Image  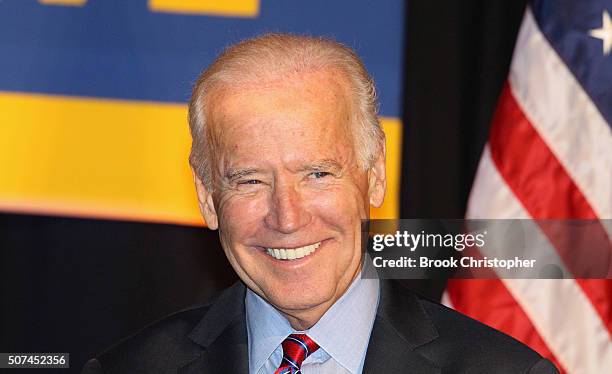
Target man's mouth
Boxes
[264,242,322,260]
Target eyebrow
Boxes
[224,159,343,182]
[298,159,343,173]
[224,167,261,182]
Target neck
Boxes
[281,301,333,330]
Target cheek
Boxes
[217,194,268,239]
[306,184,368,225]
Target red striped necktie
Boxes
[274,334,320,374]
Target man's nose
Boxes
[264,182,311,234]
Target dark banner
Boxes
[364,220,612,279]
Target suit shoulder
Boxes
[92,301,214,374]
[416,295,558,373]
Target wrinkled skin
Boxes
[194,70,386,329]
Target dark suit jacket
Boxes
[82,280,559,373]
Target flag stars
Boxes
[589,10,612,55]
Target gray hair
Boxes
[188,33,385,189]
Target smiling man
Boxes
[82,34,558,374]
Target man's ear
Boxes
[368,142,387,208]
[192,169,219,230]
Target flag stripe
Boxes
[463,145,570,371]
[489,82,612,337]
[489,83,600,220]
[463,145,612,373]
[490,83,612,278]
[509,8,612,222]
[503,278,612,373]
[451,3,612,372]
[460,147,568,369]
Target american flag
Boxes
[445,0,612,372]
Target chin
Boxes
[267,285,335,313]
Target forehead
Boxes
[207,71,356,171]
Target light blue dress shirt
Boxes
[245,267,380,374]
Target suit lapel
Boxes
[179,282,249,374]
[363,280,441,373]
[177,279,441,373]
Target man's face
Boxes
[194,71,385,325]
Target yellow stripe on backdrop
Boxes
[149,0,260,17]
[0,92,401,226]
[38,0,260,18]
[39,0,87,6]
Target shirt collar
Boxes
[246,289,292,374]
[306,269,379,373]
[246,262,380,374]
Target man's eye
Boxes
[239,179,261,185]
[310,171,331,179]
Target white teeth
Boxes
[265,242,321,260]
